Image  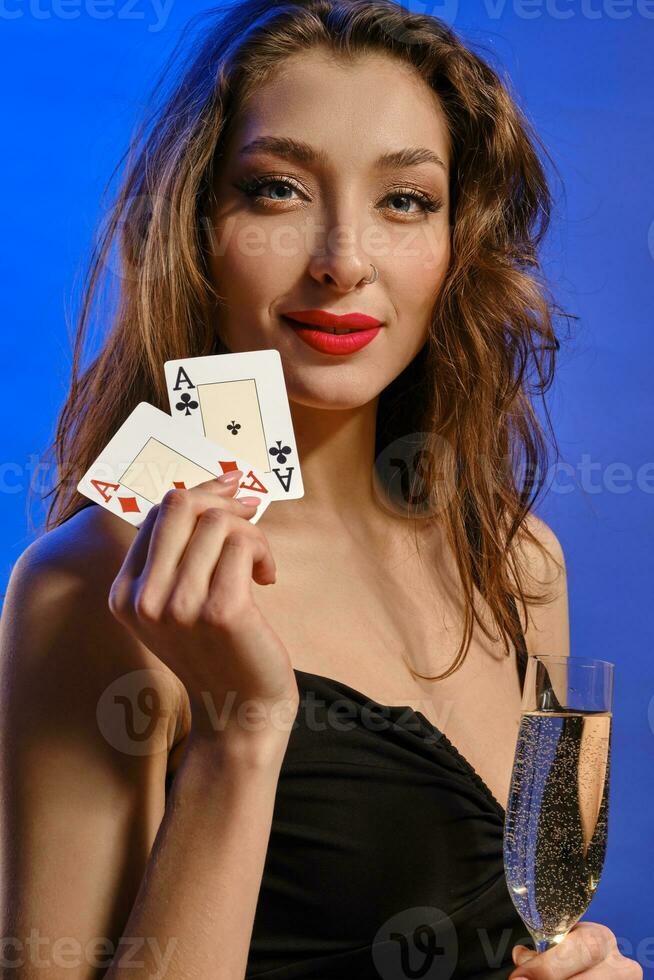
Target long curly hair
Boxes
[34,0,571,681]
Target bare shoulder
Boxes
[1,504,189,753]
[0,505,191,945]
[12,502,138,583]
[515,512,566,582]
[511,512,570,657]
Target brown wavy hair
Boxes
[34,0,572,680]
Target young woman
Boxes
[0,1,639,978]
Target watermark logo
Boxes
[96,668,171,756]
[6,446,654,503]
[372,906,458,979]
[0,0,174,32]
[373,432,456,520]
[0,930,177,977]
[91,192,451,285]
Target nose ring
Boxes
[361,263,378,284]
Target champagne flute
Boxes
[503,655,614,952]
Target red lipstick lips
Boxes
[281,309,383,355]
[283,310,383,330]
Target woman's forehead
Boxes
[227,53,451,172]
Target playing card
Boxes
[164,349,303,501]
[76,401,274,526]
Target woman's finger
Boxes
[165,510,274,620]
[108,503,161,614]
[109,474,255,619]
[509,923,616,979]
[207,530,276,616]
[138,481,256,592]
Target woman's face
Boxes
[207,47,451,409]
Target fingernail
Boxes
[238,495,261,506]
[215,470,243,484]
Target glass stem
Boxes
[526,926,569,952]
[534,938,558,952]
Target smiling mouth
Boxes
[281,316,363,335]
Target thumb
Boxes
[512,945,538,967]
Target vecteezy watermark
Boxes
[374,0,654,31]
[0,0,174,32]
[6,449,654,500]
[0,930,177,977]
[528,454,654,495]
[92,192,451,284]
[96,668,174,756]
[201,213,450,265]
[614,933,654,966]
[372,437,654,519]
[369,919,650,976]
[477,926,651,970]
[372,907,459,979]
[374,431,457,520]
[95,668,456,755]
[374,0,459,38]
[473,0,654,18]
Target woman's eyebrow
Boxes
[238,136,447,173]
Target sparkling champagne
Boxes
[504,709,611,944]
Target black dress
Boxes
[166,610,533,979]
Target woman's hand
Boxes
[509,922,642,978]
[108,472,299,753]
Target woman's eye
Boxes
[382,191,443,215]
[237,176,305,203]
[256,180,298,201]
[236,176,442,216]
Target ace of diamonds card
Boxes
[76,401,275,526]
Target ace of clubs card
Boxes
[163,349,304,502]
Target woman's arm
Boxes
[106,731,287,979]
[0,513,291,980]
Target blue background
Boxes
[1,0,652,969]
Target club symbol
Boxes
[269,440,292,465]
[175,392,198,416]
[227,420,241,436]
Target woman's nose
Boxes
[307,247,378,292]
